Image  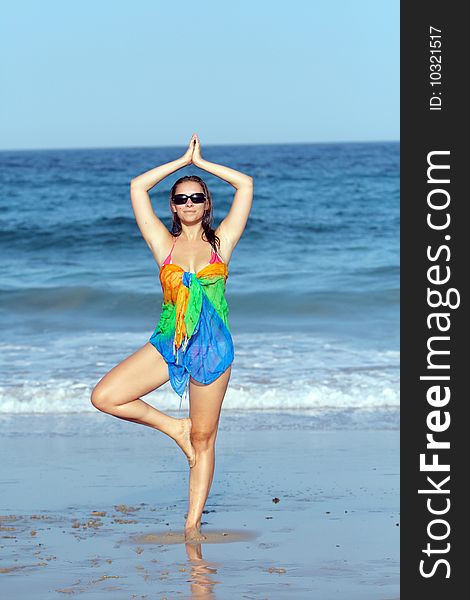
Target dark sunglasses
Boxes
[172,193,206,205]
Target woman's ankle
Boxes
[185,518,201,530]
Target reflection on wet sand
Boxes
[129,529,258,597]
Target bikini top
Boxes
[158,235,229,356]
[161,235,224,271]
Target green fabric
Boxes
[155,273,230,340]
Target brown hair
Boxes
[169,175,221,253]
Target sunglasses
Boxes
[172,193,206,205]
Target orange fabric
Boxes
[159,262,229,353]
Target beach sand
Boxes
[0,413,399,599]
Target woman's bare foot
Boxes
[173,418,196,468]
[185,523,207,542]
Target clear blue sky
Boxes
[0,0,399,151]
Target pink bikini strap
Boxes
[162,236,178,266]
[168,236,177,259]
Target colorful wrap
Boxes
[149,262,234,408]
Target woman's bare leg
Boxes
[90,342,196,467]
[185,366,232,541]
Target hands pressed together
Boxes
[183,133,203,166]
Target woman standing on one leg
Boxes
[91,133,253,542]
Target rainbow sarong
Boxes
[149,262,234,408]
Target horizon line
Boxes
[0,138,399,153]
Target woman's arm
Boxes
[193,156,253,189]
[192,135,253,250]
[129,135,196,252]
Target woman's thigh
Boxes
[189,366,232,438]
[91,342,170,407]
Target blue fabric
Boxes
[149,289,234,408]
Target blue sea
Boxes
[0,142,399,429]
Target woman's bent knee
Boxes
[90,385,114,412]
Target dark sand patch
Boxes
[130,528,259,545]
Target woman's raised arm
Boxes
[191,135,253,251]
[130,136,196,251]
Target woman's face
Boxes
[172,183,208,222]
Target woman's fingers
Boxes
[182,134,197,164]
[184,133,200,164]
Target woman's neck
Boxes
[179,224,205,241]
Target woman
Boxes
[90,133,253,542]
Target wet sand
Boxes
[0,414,399,599]
[131,528,258,545]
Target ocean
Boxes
[0,141,399,429]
